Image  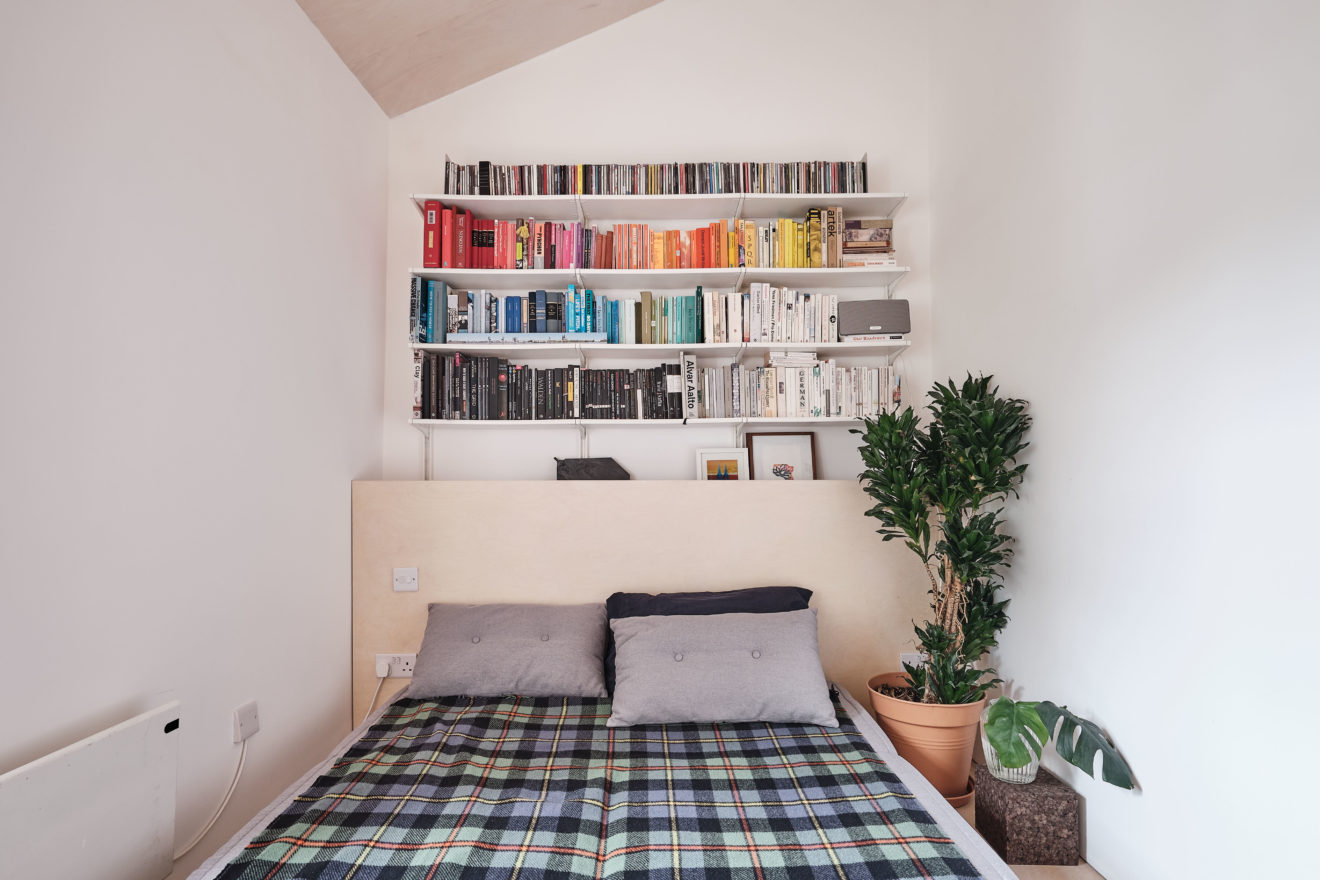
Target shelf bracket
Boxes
[578,421,589,457]
[411,423,433,480]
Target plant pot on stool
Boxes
[868,672,984,799]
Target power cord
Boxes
[361,661,390,726]
[173,739,248,861]
[175,662,390,862]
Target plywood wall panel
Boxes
[352,481,929,722]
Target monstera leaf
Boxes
[1036,701,1135,790]
[984,698,1135,790]
[983,698,1049,768]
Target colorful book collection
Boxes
[412,350,899,422]
[420,204,897,271]
[410,279,850,346]
[443,158,868,196]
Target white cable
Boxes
[361,674,387,727]
[173,739,248,861]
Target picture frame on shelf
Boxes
[695,448,749,481]
[746,432,818,481]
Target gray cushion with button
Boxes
[409,602,608,698]
[607,609,837,727]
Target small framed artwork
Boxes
[695,447,750,481]
[746,432,818,481]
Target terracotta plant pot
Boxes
[868,672,985,800]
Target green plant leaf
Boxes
[983,698,1049,768]
[1037,702,1135,790]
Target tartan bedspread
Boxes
[213,694,983,880]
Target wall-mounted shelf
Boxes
[409,265,910,294]
[412,339,911,362]
[409,184,909,480]
[412,191,908,223]
[410,416,867,429]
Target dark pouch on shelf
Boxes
[555,457,630,480]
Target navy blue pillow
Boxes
[603,586,813,693]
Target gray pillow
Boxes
[608,609,837,727]
[410,603,608,698]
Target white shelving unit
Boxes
[409,189,911,478]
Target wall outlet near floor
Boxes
[376,653,416,678]
[899,652,927,668]
[233,700,260,743]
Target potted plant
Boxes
[981,698,1134,789]
[856,374,1030,799]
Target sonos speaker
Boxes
[837,299,910,337]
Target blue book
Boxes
[611,299,620,344]
[425,280,436,343]
[534,290,547,333]
[566,284,577,334]
[449,332,607,343]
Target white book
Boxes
[411,351,423,419]
[681,352,698,420]
[755,287,765,345]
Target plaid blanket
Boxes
[214,694,982,880]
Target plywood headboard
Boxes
[352,480,928,722]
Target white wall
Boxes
[0,2,387,877]
[929,2,1320,877]
[382,0,934,480]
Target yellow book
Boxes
[743,220,756,268]
[797,221,807,268]
[808,209,822,268]
[651,233,664,270]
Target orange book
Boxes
[651,231,664,269]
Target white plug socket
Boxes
[899,652,927,668]
[233,700,260,743]
[393,568,419,592]
[376,653,416,678]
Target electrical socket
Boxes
[392,568,419,592]
[233,700,260,743]
[375,653,416,678]
[899,652,927,668]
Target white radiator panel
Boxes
[0,701,181,880]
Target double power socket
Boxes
[375,653,416,678]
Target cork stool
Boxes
[973,764,1081,865]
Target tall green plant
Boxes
[856,374,1030,704]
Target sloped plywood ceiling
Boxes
[297,0,663,117]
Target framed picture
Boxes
[695,447,749,481]
[746,432,818,481]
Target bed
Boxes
[190,686,1013,880]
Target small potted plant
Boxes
[981,698,1134,789]
[856,374,1030,799]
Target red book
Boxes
[440,207,455,268]
[422,200,441,268]
[455,210,468,269]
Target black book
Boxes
[496,359,509,420]
[547,292,564,333]
[479,160,492,195]
[429,353,441,420]
[535,369,547,420]
[420,354,433,420]
[665,362,681,417]
[459,356,471,420]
